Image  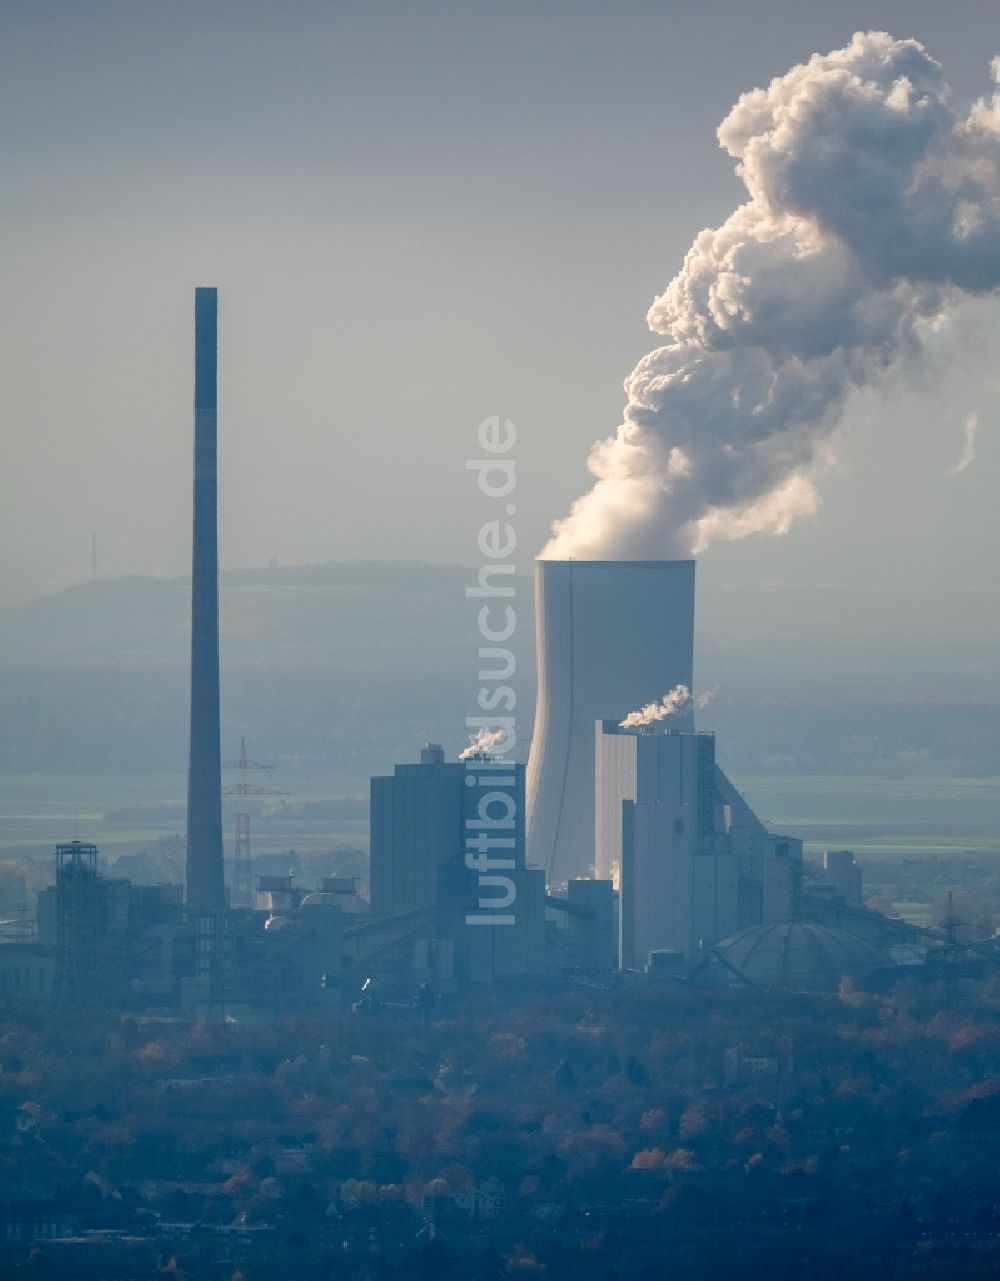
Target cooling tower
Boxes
[185,287,225,911]
[526,559,695,886]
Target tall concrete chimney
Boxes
[185,287,225,910]
[526,559,696,888]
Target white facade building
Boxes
[596,723,802,968]
[526,559,696,888]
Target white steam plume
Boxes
[542,34,1000,560]
[619,683,718,729]
[458,727,509,760]
[951,413,979,474]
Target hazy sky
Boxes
[2,0,999,655]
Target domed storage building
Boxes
[696,922,892,992]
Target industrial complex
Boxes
[2,291,983,1017]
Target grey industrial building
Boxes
[370,744,521,918]
[370,745,547,986]
[595,721,802,970]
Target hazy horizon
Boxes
[2,1,999,672]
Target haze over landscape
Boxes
[2,6,1000,1279]
[2,6,998,791]
[1,3,998,632]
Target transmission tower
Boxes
[223,740,284,908]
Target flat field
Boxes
[0,769,371,868]
[1,771,996,866]
[735,773,1000,859]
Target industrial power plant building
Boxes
[370,746,546,986]
[371,744,526,917]
[5,290,924,1016]
[526,559,696,887]
[596,722,802,970]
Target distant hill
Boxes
[1,561,998,777]
[0,562,537,773]
[0,561,529,673]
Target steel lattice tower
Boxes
[223,738,281,908]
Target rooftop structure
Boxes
[705,922,891,991]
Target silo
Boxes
[526,559,695,886]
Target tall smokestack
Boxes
[185,287,225,910]
[526,559,695,887]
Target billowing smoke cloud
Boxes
[542,33,1000,560]
[951,413,979,474]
